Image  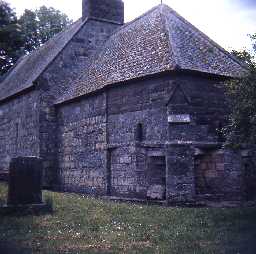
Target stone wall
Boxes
[57,72,232,199]
[242,149,256,201]
[36,20,120,186]
[195,149,243,200]
[166,144,195,202]
[108,73,228,145]
[0,19,120,187]
[57,93,107,194]
[109,146,138,197]
[106,73,229,198]
[0,90,40,171]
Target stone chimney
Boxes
[82,0,124,24]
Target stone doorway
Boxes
[195,151,225,196]
[147,156,166,200]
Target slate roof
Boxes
[57,4,247,104]
[0,18,85,102]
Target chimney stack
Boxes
[82,0,124,24]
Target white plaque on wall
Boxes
[168,114,191,123]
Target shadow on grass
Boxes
[0,241,32,254]
[210,208,256,254]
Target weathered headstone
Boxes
[7,157,43,206]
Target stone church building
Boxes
[0,0,255,203]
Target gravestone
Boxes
[7,157,43,206]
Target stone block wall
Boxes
[0,19,121,187]
[57,93,107,194]
[166,146,246,203]
[36,20,120,186]
[56,72,231,199]
[242,149,256,201]
[222,149,243,200]
[195,148,244,201]
[105,73,229,199]
[0,91,40,171]
[109,146,167,199]
[109,146,137,197]
[108,77,171,144]
[108,73,229,145]
[166,144,195,202]
[167,76,228,142]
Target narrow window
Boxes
[15,123,19,140]
[15,122,19,153]
[135,123,143,142]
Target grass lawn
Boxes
[0,183,256,254]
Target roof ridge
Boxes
[32,18,88,80]
[55,5,169,104]
[0,55,27,84]
[1,18,85,83]
[109,5,162,37]
[0,18,87,102]
[161,4,247,70]
[56,3,247,105]
[160,5,180,69]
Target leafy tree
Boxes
[19,6,72,53]
[0,2,72,76]
[36,6,72,45]
[0,0,24,75]
[18,9,39,52]
[225,36,256,146]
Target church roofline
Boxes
[0,17,92,103]
[54,68,233,106]
[56,4,247,104]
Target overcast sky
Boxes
[5,0,256,51]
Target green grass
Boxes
[0,182,256,254]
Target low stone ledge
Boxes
[103,196,256,208]
[102,196,167,205]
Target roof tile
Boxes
[0,19,85,102]
[57,5,247,104]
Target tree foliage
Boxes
[0,1,72,76]
[0,1,24,75]
[225,37,256,146]
[18,9,39,52]
[19,6,72,53]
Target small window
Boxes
[15,122,19,153]
[135,123,143,142]
[15,123,19,141]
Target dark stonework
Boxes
[8,157,43,205]
[0,17,120,187]
[57,93,107,194]
[82,0,124,24]
[55,72,256,203]
[166,144,195,203]
[37,19,120,187]
[0,91,40,172]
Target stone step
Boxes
[196,194,226,202]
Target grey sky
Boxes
[5,0,256,51]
